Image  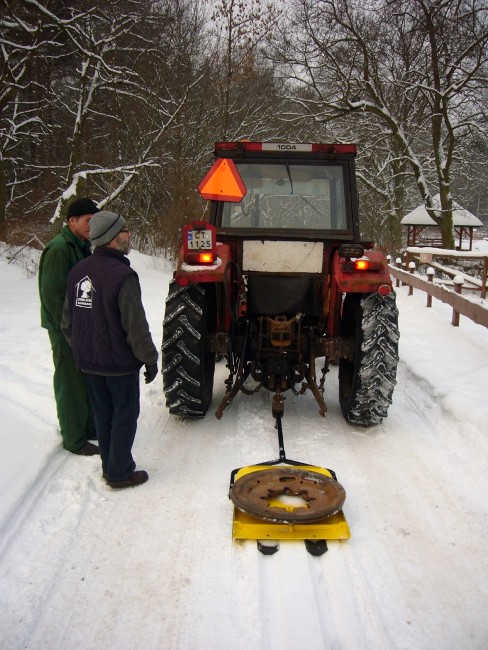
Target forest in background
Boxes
[1,0,487,257]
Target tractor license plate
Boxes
[187,229,213,250]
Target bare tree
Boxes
[275,0,488,248]
[0,0,60,240]
[44,0,208,224]
[207,0,287,140]
[126,0,215,254]
[1,0,210,244]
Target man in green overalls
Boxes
[39,198,100,455]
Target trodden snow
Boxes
[0,244,487,650]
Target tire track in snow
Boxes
[0,453,102,648]
[0,446,68,560]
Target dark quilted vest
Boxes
[66,248,142,373]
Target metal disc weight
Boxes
[230,467,346,523]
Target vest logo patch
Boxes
[75,276,95,308]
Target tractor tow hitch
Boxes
[216,363,328,420]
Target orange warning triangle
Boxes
[198,158,247,202]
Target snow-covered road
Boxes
[1,250,487,650]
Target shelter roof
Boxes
[401,194,483,227]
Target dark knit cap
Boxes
[89,211,126,247]
[66,197,99,219]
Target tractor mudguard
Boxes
[332,249,392,293]
[175,242,232,283]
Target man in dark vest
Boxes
[61,211,158,489]
[39,197,99,456]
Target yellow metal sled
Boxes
[229,409,351,554]
[231,464,351,543]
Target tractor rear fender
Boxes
[326,249,393,337]
[332,249,393,294]
[175,242,233,284]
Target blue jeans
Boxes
[86,372,140,481]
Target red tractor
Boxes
[161,142,399,426]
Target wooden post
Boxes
[452,276,464,327]
[482,257,487,301]
[408,261,415,296]
[426,267,434,307]
[395,258,402,288]
[402,252,408,285]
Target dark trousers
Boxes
[48,329,95,452]
[86,372,140,482]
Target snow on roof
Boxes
[401,194,483,227]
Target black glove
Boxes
[144,363,158,384]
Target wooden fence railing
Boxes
[389,265,488,329]
[404,248,488,299]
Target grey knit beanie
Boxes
[89,211,126,247]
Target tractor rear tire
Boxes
[162,281,216,417]
[339,292,399,426]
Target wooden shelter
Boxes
[401,194,483,250]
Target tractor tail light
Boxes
[378,284,392,296]
[184,250,216,265]
[354,259,369,271]
[342,258,384,273]
[199,252,214,264]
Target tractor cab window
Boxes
[220,163,348,231]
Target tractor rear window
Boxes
[220,163,348,231]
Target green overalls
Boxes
[38,226,95,451]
